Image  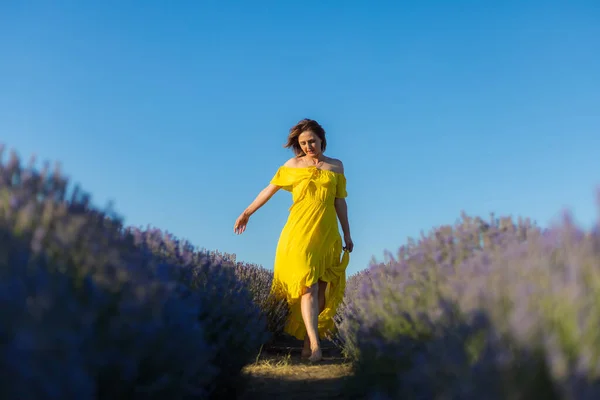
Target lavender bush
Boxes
[336,204,600,399]
[0,145,268,399]
[231,261,290,341]
[126,227,271,395]
[332,267,375,356]
[168,241,289,341]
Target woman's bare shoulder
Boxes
[325,157,344,173]
[283,156,302,168]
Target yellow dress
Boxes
[269,165,350,340]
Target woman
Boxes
[233,118,353,362]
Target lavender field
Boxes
[335,208,600,399]
[2,144,600,400]
[0,145,288,399]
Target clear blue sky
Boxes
[1,2,599,276]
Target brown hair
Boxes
[283,119,327,156]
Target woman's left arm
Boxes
[335,197,353,252]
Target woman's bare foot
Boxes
[308,347,322,362]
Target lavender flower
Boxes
[0,144,270,399]
[337,201,600,399]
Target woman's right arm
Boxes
[243,184,280,217]
[234,183,280,234]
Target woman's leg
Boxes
[318,280,327,312]
[302,280,328,359]
[300,282,322,362]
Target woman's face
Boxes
[298,130,322,157]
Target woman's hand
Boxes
[343,234,354,252]
[234,211,250,234]
[233,184,280,235]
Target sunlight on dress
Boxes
[269,165,350,340]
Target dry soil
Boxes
[238,336,353,399]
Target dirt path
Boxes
[238,336,353,399]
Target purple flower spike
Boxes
[336,197,600,398]
[0,144,270,398]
